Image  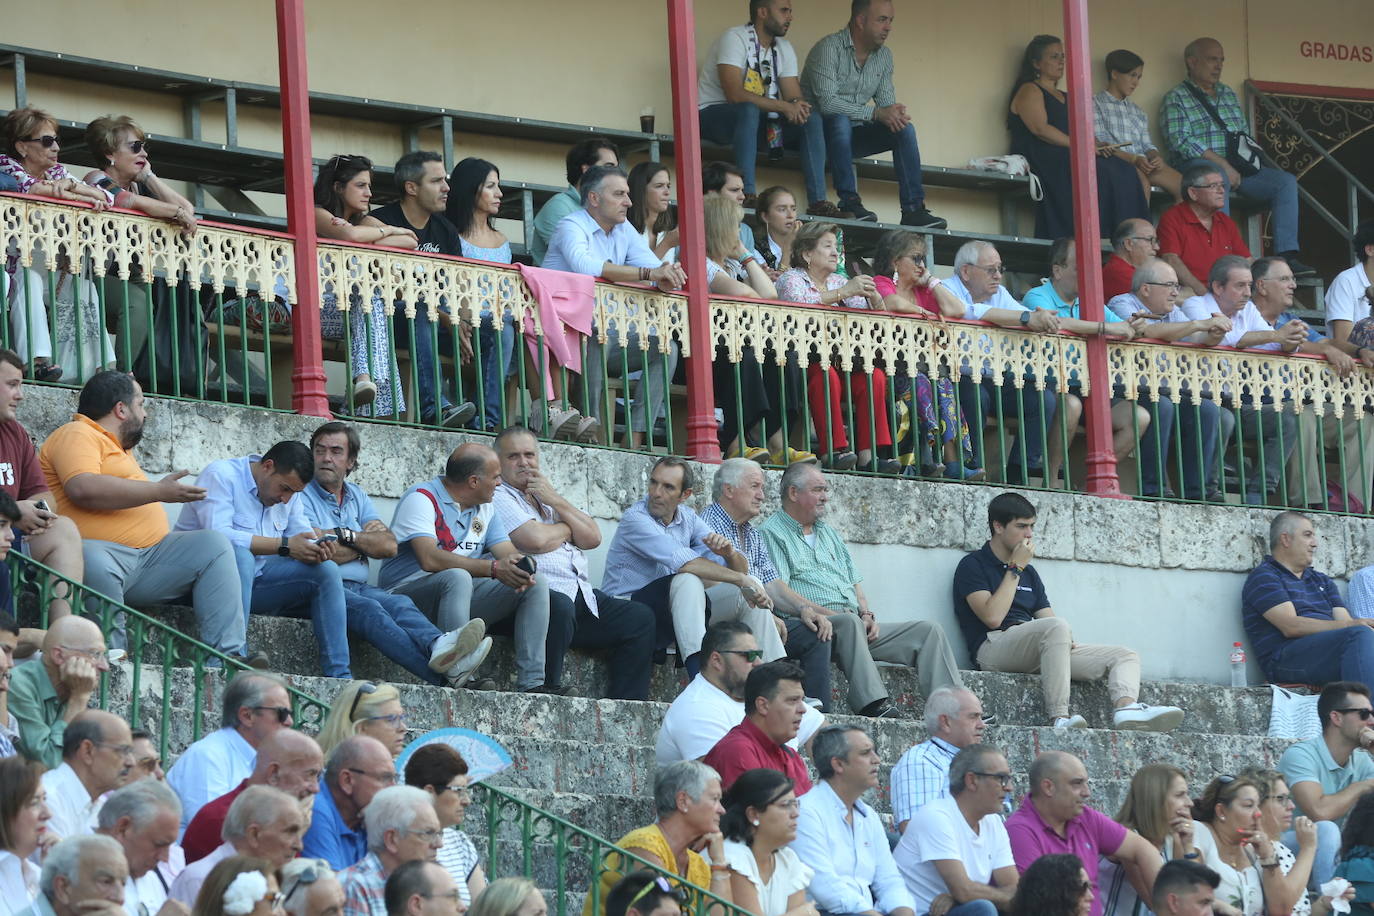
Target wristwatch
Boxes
[278,535,291,557]
[336,527,356,548]
[1019,310,1031,327]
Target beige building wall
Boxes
[2,0,1369,242]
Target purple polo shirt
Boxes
[1004,795,1127,916]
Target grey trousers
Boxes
[828,611,964,712]
[82,532,247,656]
[584,329,679,434]
[390,569,551,689]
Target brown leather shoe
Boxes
[806,200,854,220]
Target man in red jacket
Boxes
[704,660,812,794]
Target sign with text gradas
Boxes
[1247,0,1374,89]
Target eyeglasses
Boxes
[348,682,378,721]
[973,771,1015,789]
[719,649,764,662]
[252,705,293,724]
[126,140,149,154]
[59,645,113,663]
[96,741,135,759]
[22,135,58,148]
[1335,707,1374,720]
[1142,281,1182,292]
[346,767,398,785]
[1127,235,1159,246]
[440,784,472,798]
[972,263,1005,276]
[419,891,463,905]
[362,712,408,728]
[280,860,329,906]
[770,798,801,811]
[403,827,443,842]
[902,254,927,267]
[1194,181,1227,191]
[627,876,685,912]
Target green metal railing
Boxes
[10,553,330,760]
[477,782,745,916]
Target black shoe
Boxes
[877,457,903,475]
[858,699,901,718]
[900,207,948,230]
[840,198,877,222]
[525,684,580,697]
[1280,252,1317,277]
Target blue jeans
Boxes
[1266,625,1374,691]
[395,305,454,422]
[957,375,1057,472]
[240,551,352,678]
[943,903,998,916]
[698,102,827,204]
[1180,158,1299,253]
[475,313,517,430]
[822,114,926,211]
[1135,395,1220,499]
[344,581,443,686]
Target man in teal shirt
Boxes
[8,615,108,768]
[528,138,619,265]
[1021,237,1079,318]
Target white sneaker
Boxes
[1053,714,1088,731]
[446,636,493,688]
[428,619,486,674]
[1113,702,1185,732]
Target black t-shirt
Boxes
[952,541,1050,661]
[369,203,460,256]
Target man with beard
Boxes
[39,371,249,663]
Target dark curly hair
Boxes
[1010,853,1090,916]
[1341,789,1374,858]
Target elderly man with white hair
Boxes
[94,780,183,916]
[338,786,443,916]
[17,835,128,916]
[889,687,988,834]
[280,859,346,916]
[167,785,305,906]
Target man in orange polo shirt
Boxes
[39,371,250,662]
[1158,162,1251,297]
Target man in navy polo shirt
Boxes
[1242,511,1374,688]
[299,422,487,688]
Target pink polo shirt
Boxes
[1004,795,1127,916]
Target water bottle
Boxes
[1230,642,1247,688]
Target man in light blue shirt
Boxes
[543,164,685,448]
[297,422,488,688]
[793,724,916,916]
[528,138,620,266]
[174,441,350,678]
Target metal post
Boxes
[1063,0,1121,497]
[666,0,721,463]
[276,0,331,417]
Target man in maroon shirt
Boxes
[1102,218,1160,300]
[703,659,812,793]
[181,727,323,863]
[0,349,83,617]
[1158,163,1251,297]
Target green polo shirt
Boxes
[8,661,67,769]
[1279,735,1374,826]
[759,510,860,613]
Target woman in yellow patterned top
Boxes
[584,761,733,916]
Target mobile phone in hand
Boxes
[34,499,50,513]
[514,555,537,575]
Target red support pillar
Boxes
[1063,0,1122,497]
[276,0,330,418]
[666,0,721,463]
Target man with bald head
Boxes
[303,735,394,870]
[182,727,323,863]
[41,709,133,839]
[95,780,183,916]
[7,615,108,768]
[1102,218,1161,300]
[381,443,553,693]
[1161,38,1310,277]
[1005,751,1162,916]
[169,785,305,906]
[385,861,462,916]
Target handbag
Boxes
[967,154,1044,200]
[1183,82,1264,177]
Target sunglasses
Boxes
[126,140,149,154]
[1335,707,1374,720]
[252,705,293,724]
[348,682,378,720]
[280,860,329,906]
[23,135,58,148]
[627,876,685,911]
[720,649,763,662]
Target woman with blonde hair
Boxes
[1099,764,1193,916]
[469,877,547,916]
[191,855,282,916]
[316,681,408,758]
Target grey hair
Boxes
[712,458,761,502]
[779,461,820,504]
[96,779,181,831]
[1269,511,1311,550]
[579,164,628,206]
[949,743,1001,796]
[922,686,968,734]
[281,859,335,916]
[40,835,123,898]
[223,785,298,843]
[1131,258,1174,294]
[653,760,719,817]
[222,671,288,729]
[953,240,996,272]
[363,785,432,851]
[812,725,869,780]
[1207,254,1250,294]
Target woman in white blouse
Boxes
[1191,775,1286,916]
[0,756,52,915]
[713,769,816,916]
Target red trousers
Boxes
[806,363,891,452]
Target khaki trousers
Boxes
[1285,407,1374,508]
[827,610,965,712]
[975,616,1139,719]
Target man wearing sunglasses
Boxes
[40,710,134,840]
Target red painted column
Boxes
[1063,0,1122,497]
[666,0,721,463]
[276,0,330,418]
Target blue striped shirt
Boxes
[601,499,714,597]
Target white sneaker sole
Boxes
[428,619,487,673]
[446,636,493,687]
[1115,707,1185,732]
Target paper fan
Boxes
[396,728,513,785]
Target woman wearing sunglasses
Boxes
[1,107,115,383]
[1010,853,1094,916]
[404,743,487,907]
[317,682,409,759]
[715,769,814,916]
[278,858,344,916]
[83,116,196,234]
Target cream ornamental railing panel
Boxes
[709,298,1088,393]
[1,195,296,301]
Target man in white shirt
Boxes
[889,687,985,834]
[655,620,822,765]
[42,711,132,840]
[894,744,1018,916]
[697,0,841,218]
[94,781,182,916]
[168,786,305,907]
[792,725,914,916]
[1321,219,1373,345]
[165,671,293,829]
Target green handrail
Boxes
[476,782,750,916]
[9,553,331,759]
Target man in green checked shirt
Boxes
[759,462,964,719]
